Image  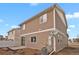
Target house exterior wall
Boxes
[55,9,67,34]
[21,11,54,35]
[24,31,52,50]
[54,8,68,52]
[55,33,68,52]
[20,10,55,52]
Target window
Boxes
[31,36,36,42]
[22,24,26,30]
[40,16,43,24]
[40,14,47,24]
[21,37,25,46]
[43,14,47,22]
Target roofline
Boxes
[7,28,20,33]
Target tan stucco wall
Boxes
[55,33,68,52]
[55,11,67,35]
[20,10,55,52]
[55,8,68,52]
[23,31,53,51]
[21,11,54,35]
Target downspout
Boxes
[53,8,56,52]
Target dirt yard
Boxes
[0,42,79,55]
[0,48,41,55]
[55,42,79,55]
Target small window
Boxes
[22,24,26,30]
[43,14,47,22]
[21,37,25,46]
[40,16,43,24]
[40,14,47,24]
[31,36,36,42]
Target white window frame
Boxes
[43,14,47,22]
[22,24,26,30]
[40,16,43,24]
[40,14,47,24]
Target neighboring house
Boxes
[5,36,8,40]
[19,4,68,53]
[0,35,4,40]
[68,39,72,43]
[8,28,21,46]
[73,38,79,42]
[0,35,9,40]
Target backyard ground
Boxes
[0,48,41,55]
[55,42,79,55]
[0,42,79,55]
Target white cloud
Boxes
[11,25,20,28]
[0,19,4,23]
[66,12,79,19]
[30,3,39,6]
[5,24,9,26]
[69,25,75,28]
[67,29,71,32]
[67,25,76,32]
[66,14,73,19]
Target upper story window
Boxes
[40,14,47,24]
[22,24,26,30]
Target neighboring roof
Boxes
[8,28,20,33]
[19,4,65,26]
[0,35,3,37]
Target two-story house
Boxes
[19,4,68,53]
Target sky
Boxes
[0,3,79,38]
